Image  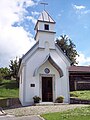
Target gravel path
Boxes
[4,104,89,116]
[0,115,42,120]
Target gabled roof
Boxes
[38,10,55,23]
[69,66,90,73]
[19,42,71,70]
[18,42,39,75]
[33,54,63,77]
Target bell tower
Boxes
[34,10,56,49]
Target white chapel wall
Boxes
[22,48,70,104]
[37,22,55,31]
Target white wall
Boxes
[37,22,55,31]
[36,32,55,49]
[19,66,25,105]
[35,21,56,49]
[24,49,48,105]
[20,47,70,106]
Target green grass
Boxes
[41,106,90,120]
[70,90,90,100]
[0,79,19,99]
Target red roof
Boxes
[69,66,90,73]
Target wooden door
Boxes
[42,77,53,102]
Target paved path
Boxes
[0,104,89,120]
[0,115,43,120]
[4,104,89,116]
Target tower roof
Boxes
[38,10,55,23]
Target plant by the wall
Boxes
[33,96,41,103]
[55,96,64,103]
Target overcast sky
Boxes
[0,0,90,67]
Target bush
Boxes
[55,96,64,103]
[33,96,41,103]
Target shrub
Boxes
[55,96,64,103]
[33,96,41,103]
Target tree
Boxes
[0,67,10,80]
[9,57,19,82]
[56,35,79,65]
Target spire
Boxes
[34,8,56,49]
[38,10,55,23]
[39,2,55,22]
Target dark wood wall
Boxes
[69,73,90,91]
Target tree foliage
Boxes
[9,57,19,81]
[56,35,79,65]
[0,67,10,81]
[0,57,20,84]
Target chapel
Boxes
[19,10,71,106]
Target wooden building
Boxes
[69,66,90,91]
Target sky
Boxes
[0,0,90,67]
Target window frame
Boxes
[44,24,49,30]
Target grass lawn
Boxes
[0,79,19,99]
[41,106,90,120]
[70,90,90,100]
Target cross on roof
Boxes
[40,2,48,10]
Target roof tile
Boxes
[69,66,90,73]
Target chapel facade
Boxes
[19,10,71,106]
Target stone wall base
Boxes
[70,98,90,104]
[0,98,21,108]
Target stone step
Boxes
[35,102,69,106]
